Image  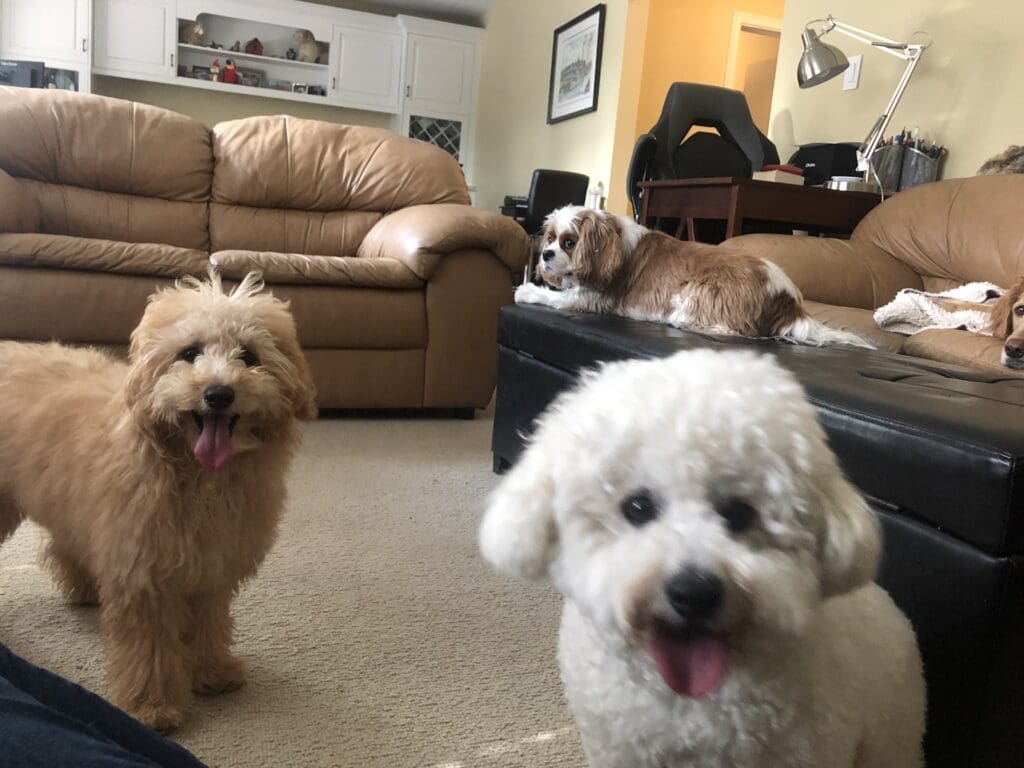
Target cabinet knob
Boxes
[82,38,87,53]
[406,85,411,98]
[332,76,336,90]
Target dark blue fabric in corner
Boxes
[0,643,207,768]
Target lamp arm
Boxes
[855,48,924,172]
[821,16,922,60]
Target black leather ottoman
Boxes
[491,304,1024,768]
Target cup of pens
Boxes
[872,130,946,193]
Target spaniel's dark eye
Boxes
[180,346,201,364]
[717,497,758,533]
[563,238,576,249]
[1014,305,1024,317]
[621,490,658,527]
[240,347,260,367]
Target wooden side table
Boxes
[638,177,881,243]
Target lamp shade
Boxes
[797,28,850,88]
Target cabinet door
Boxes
[92,0,174,77]
[331,25,402,113]
[0,0,89,62]
[404,34,475,115]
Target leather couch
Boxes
[487,219,1024,765]
[727,175,1024,373]
[0,87,530,412]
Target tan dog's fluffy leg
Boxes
[103,594,192,732]
[188,590,246,695]
[42,541,99,606]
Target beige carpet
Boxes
[0,409,586,767]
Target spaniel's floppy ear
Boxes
[479,447,558,580]
[816,471,881,598]
[572,210,625,291]
[988,277,1024,339]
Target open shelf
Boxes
[177,43,328,72]
[171,73,329,104]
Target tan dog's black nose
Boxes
[203,385,235,411]
[665,567,723,622]
[1005,339,1024,360]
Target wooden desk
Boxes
[639,177,881,243]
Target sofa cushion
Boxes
[209,204,381,258]
[211,250,422,289]
[27,180,210,251]
[0,87,212,203]
[803,301,905,353]
[902,329,1024,377]
[854,176,1024,288]
[211,115,470,213]
[0,233,208,278]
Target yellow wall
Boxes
[769,0,1024,180]
[730,27,780,134]
[93,76,393,129]
[473,0,628,214]
[606,0,784,213]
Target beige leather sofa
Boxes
[728,175,1024,374]
[0,87,530,411]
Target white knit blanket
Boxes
[873,282,1004,336]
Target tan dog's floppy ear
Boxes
[988,277,1024,339]
[480,448,558,580]
[572,210,625,291]
[816,473,882,598]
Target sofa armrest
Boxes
[357,203,531,280]
[0,168,39,233]
[726,234,923,310]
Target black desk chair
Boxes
[626,83,779,220]
[523,169,589,236]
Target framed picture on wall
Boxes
[547,4,606,124]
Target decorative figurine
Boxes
[293,29,319,63]
[179,20,205,46]
[244,38,264,56]
[229,40,240,52]
[222,59,238,84]
[285,47,297,60]
[210,59,221,81]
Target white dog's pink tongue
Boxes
[649,629,729,698]
[194,414,234,472]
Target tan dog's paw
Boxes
[193,655,246,695]
[129,703,183,733]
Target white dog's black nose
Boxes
[541,249,556,262]
[203,385,235,411]
[665,567,723,622]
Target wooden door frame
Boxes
[723,11,782,91]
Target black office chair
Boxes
[626,83,779,220]
[523,169,589,236]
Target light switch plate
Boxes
[842,54,862,90]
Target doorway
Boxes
[724,13,782,135]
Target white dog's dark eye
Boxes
[240,347,260,367]
[621,491,658,527]
[180,346,201,364]
[1015,305,1024,317]
[563,239,576,249]
[717,498,758,533]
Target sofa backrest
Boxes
[209,115,471,257]
[0,88,212,251]
[853,175,1024,292]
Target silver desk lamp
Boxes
[797,16,930,192]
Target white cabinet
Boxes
[92,0,175,78]
[404,33,475,116]
[0,0,89,63]
[330,23,402,113]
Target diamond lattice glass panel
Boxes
[408,115,462,160]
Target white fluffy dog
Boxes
[480,350,924,767]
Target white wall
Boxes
[473,0,628,213]
[769,0,1024,180]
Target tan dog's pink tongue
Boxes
[649,629,729,698]
[194,414,234,472]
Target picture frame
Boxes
[292,83,308,94]
[238,68,264,88]
[191,65,214,81]
[268,79,292,92]
[547,4,606,124]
